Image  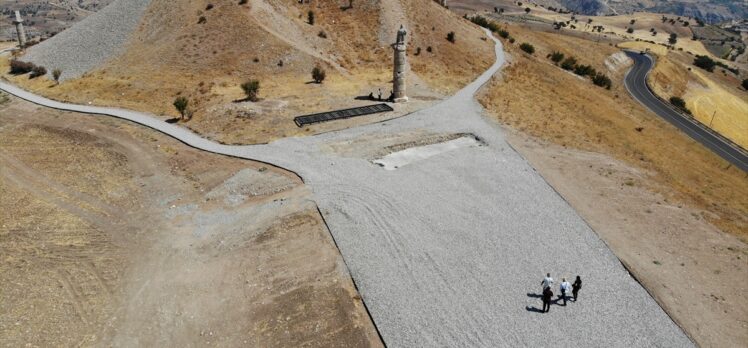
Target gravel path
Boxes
[0,30,693,347]
[22,0,152,80]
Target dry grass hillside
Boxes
[481,23,747,242]
[479,22,748,347]
[3,0,493,144]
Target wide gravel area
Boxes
[22,0,152,80]
[1,30,693,347]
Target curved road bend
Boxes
[0,31,694,347]
[623,51,748,172]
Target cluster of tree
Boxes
[547,52,611,89]
[469,15,502,32]
[9,59,52,80]
[466,15,514,42]
[693,55,738,74]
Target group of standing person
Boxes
[540,273,581,313]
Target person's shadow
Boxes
[526,293,545,313]
[525,306,544,313]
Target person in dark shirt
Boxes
[572,276,582,302]
[542,286,554,313]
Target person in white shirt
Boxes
[559,278,572,306]
[541,273,554,291]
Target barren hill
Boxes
[11,0,493,143]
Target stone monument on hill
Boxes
[391,25,408,103]
[13,11,27,48]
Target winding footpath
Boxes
[624,51,748,172]
[1,32,693,347]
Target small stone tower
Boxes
[391,25,408,103]
[13,11,27,48]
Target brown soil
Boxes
[3,0,493,145]
[0,93,382,347]
[478,23,748,347]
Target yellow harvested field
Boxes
[684,69,748,148]
[532,11,716,59]
[644,49,748,148]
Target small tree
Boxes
[312,66,326,83]
[668,33,677,45]
[669,96,686,109]
[669,96,691,114]
[52,69,62,84]
[549,51,564,64]
[446,31,456,43]
[241,80,261,101]
[519,43,535,54]
[308,10,315,25]
[560,56,577,70]
[592,72,612,89]
[173,96,189,120]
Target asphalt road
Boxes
[623,51,748,173]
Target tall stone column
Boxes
[13,11,27,48]
[391,25,408,103]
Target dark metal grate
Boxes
[293,103,394,127]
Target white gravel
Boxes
[22,0,152,80]
[0,29,694,347]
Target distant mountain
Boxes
[557,0,748,24]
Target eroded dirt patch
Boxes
[0,94,381,347]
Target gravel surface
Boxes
[0,30,694,347]
[22,0,152,80]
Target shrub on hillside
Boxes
[693,55,715,72]
[626,27,634,34]
[312,66,326,83]
[549,51,564,64]
[742,79,748,90]
[669,96,691,114]
[592,72,612,89]
[573,64,595,77]
[241,80,260,101]
[447,31,456,43]
[668,33,677,45]
[173,96,189,120]
[52,69,62,84]
[519,43,535,54]
[497,29,510,38]
[29,65,47,79]
[308,11,315,25]
[9,60,35,75]
[560,56,577,70]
